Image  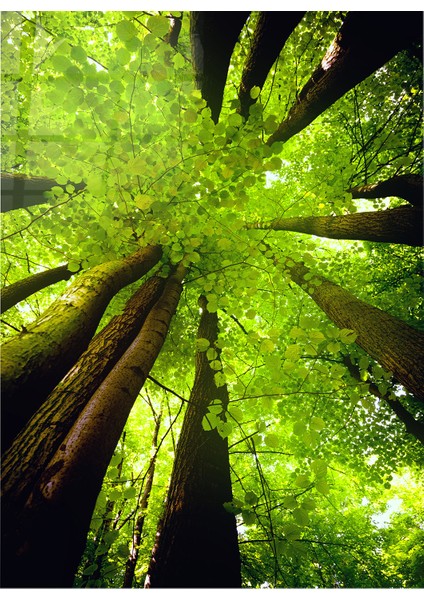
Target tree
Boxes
[1,9,423,589]
[146,296,241,588]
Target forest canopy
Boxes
[1,9,423,589]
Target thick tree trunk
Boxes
[238,12,305,119]
[1,172,86,212]
[146,296,241,588]
[267,12,423,145]
[247,205,423,246]
[1,275,165,526]
[164,14,182,47]
[122,410,162,588]
[1,263,80,314]
[1,244,162,452]
[349,174,423,208]
[284,257,424,404]
[190,11,250,123]
[1,263,186,588]
[342,356,424,445]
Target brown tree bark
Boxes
[283,257,424,404]
[1,262,186,588]
[146,296,241,588]
[1,262,80,314]
[349,174,423,208]
[1,275,165,526]
[238,12,305,119]
[342,356,424,445]
[164,14,182,47]
[190,11,250,123]
[1,244,162,452]
[122,409,162,588]
[247,205,423,246]
[1,172,86,212]
[267,12,423,145]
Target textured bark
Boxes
[285,258,424,404]
[1,275,165,527]
[190,11,250,123]
[164,14,182,47]
[1,263,80,314]
[122,411,162,588]
[349,174,423,208]
[342,356,424,445]
[1,263,185,588]
[267,12,423,145]
[1,172,86,212]
[238,12,305,119]
[1,244,162,452]
[247,205,423,246]
[146,296,241,588]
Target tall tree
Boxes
[1,244,161,450]
[1,263,186,588]
[267,12,422,145]
[146,296,241,588]
[349,174,423,208]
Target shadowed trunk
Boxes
[1,244,162,452]
[349,174,423,208]
[1,172,86,212]
[267,12,423,145]
[283,257,424,404]
[1,263,80,314]
[1,275,165,527]
[1,263,186,588]
[247,205,423,246]
[238,11,305,119]
[190,11,250,123]
[342,356,424,445]
[146,295,241,588]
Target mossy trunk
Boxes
[146,296,241,588]
[247,206,423,246]
[1,274,165,527]
[1,244,162,451]
[1,263,80,314]
[285,258,424,404]
[1,263,185,588]
[268,12,422,145]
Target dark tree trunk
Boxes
[190,11,250,123]
[284,257,424,404]
[1,275,165,527]
[164,14,182,47]
[349,174,423,208]
[1,263,186,588]
[1,244,162,453]
[146,296,241,588]
[342,356,424,445]
[122,410,162,588]
[1,172,86,212]
[238,11,305,119]
[247,205,423,246]
[1,262,80,314]
[267,12,423,145]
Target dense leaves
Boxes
[1,10,423,589]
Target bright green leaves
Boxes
[147,15,170,37]
[201,400,232,438]
[70,45,87,63]
[264,433,279,448]
[116,19,138,42]
[250,86,261,100]
[310,416,325,432]
[135,194,154,211]
[86,174,106,196]
[65,65,84,85]
[196,337,210,352]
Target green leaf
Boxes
[123,486,137,499]
[310,416,325,432]
[293,507,310,526]
[282,495,298,509]
[228,405,243,421]
[315,480,330,495]
[283,523,301,541]
[65,65,83,85]
[217,421,232,438]
[250,86,261,99]
[244,491,258,505]
[242,509,256,525]
[116,19,138,41]
[135,194,154,210]
[147,15,170,36]
[295,474,311,488]
[209,360,222,370]
[293,421,307,436]
[264,433,279,448]
[196,338,210,352]
[202,413,220,431]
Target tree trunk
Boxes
[164,14,182,47]
[247,205,423,246]
[267,12,423,145]
[238,11,305,119]
[1,262,80,314]
[1,263,186,588]
[349,174,423,208]
[190,11,250,123]
[0,244,162,452]
[284,257,424,404]
[342,356,424,445]
[122,410,162,588]
[1,275,165,527]
[1,172,86,212]
[146,295,241,588]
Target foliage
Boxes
[1,10,423,588]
